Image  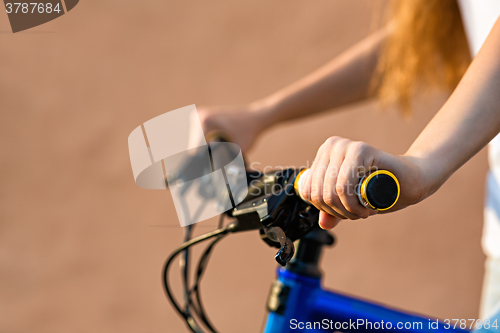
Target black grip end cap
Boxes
[365,174,398,209]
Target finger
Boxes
[301,166,346,220]
[336,142,373,218]
[319,211,340,229]
[309,148,349,220]
[322,145,360,220]
[300,140,326,202]
[300,160,316,203]
[301,138,356,220]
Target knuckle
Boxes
[325,166,339,179]
[310,190,323,205]
[310,182,324,205]
[350,141,370,155]
[323,190,336,207]
[300,184,311,201]
[335,183,347,196]
[324,136,340,148]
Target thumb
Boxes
[319,211,341,230]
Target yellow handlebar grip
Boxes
[294,169,400,211]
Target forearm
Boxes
[405,18,500,199]
[253,26,391,129]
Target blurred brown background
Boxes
[0,1,487,332]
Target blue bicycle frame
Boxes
[262,228,469,333]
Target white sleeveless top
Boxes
[457,0,500,258]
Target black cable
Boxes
[164,230,223,333]
[187,234,225,333]
[182,225,194,313]
[163,225,232,333]
[182,215,225,332]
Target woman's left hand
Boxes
[299,136,429,229]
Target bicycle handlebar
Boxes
[228,167,399,266]
[159,132,402,333]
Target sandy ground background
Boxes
[0,1,488,332]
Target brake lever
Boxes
[264,226,295,266]
[229,168,319,266]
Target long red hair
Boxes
[374,0,471,115]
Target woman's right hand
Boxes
[298,136,429,229]
[197,103,271,153]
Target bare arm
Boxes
[199,27,390,151]
[406,17,500,198]
[300,18,500,229]
[256,26,390,127]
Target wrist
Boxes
[401,151,449,203]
